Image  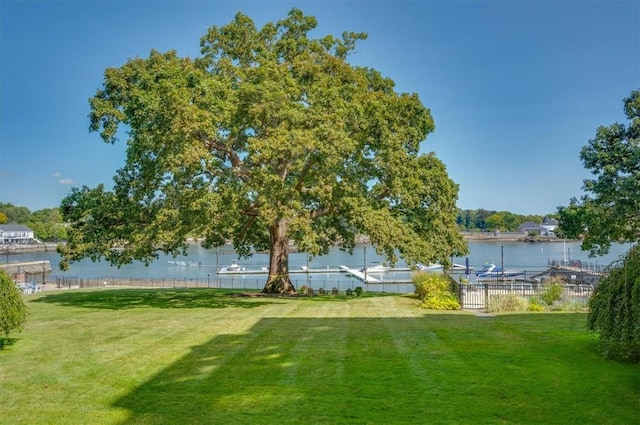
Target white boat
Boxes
[218,260,245,273]
[416,263,444,272]
[168,260,200,267]
[361,264,390,273]
[476,263,523,278]
[450,263,474,272]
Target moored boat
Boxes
[416,263,444,272]
[218,260,245,273]
[476,263,523,278]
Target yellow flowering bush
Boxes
[413,272,460,310]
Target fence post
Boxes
[484,283,489,310]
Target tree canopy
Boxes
[557,89,640,255]
[59,9,467,293]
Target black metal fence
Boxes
[456,282,594,310]
[32,275,416,294]
[26,267,602,309]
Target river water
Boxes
[5,240,631,285]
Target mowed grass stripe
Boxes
[0,289,638,425]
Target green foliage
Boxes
[26,208,67,241]
[540,282,564,305]
[0,270,27,346]
[487,293,528,312]
[527,298,545,312]
[413,272,460,310]
[354,286,363,296]
[587,244,640,362]
[485,211,524,232]
[0,202,32,224]
[456,208,544,232]
[60,8,467,293]
[558,89,640,255]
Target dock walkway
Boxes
[338,266,381,283]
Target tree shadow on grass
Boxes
[111,315,639,425]
[31,288,277,310]
[0,337,19,350]
[113,317,433,424]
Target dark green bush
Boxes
[587,245,640,362]
[0,270,28,348]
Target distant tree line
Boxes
[0,203,67,242]
[456,209,548,232]
[0,202,550,241]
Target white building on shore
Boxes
[0,224,35,245]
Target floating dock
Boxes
[215,264,383,283]
[338,266,381,283]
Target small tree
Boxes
[587,245,640,362]
[557,89,640,255]
[0,270,27,348]
[558,89,640,362]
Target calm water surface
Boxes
[5,240,631,283]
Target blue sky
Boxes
[1,0,638,215]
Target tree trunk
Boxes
[262,218,296,294]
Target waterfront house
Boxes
[540,217,558,236]
[0,224,35,244]
[518,221,540,235]
[517,217,558,237]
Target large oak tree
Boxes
[59,9,466,293]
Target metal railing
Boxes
[457,282,594,310]
[32,275,415,294]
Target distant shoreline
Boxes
[460,232,570,243]
[1,233,573,256]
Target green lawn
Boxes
[1,289,638,424]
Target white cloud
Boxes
[52,172,74,185]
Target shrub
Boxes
[0,270,28,348]
[354,286,363,296]
[528,298,545,312]
[587,245,640,362]
[487,293,528,312]
[540,280,564,305]
[413,272,460,310]
[421,293,460,310]
[552,298,588,312]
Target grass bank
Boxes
[1,288,638,424]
